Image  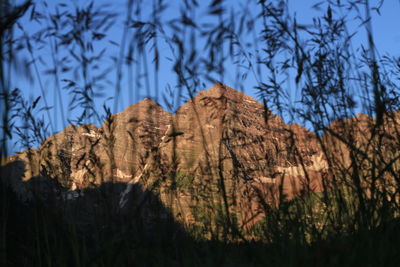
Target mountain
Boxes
[322,111,400,202]
[1,82,399,238]
[135,83,327,230]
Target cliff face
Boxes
[138,83,326,229]
[322,112,400,202]
[2,82,399,234]
[1,98,170,200]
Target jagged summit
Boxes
[197,82,260,103]
[138,97,162,106]
[116,82,260,119]
[174,82,266,119]
[204,81,237,97]
[118,96,167,117]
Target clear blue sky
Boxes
[4,0,400,154]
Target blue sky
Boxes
[3,0,400,154]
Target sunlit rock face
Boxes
[100,98,171,181]
[143,82,326,229]
[322,111,400,203]
[1,98,171,204]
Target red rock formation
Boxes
[7,83,400,233]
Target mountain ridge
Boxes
[1,82,400,235]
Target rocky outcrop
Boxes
[139,83,326,229]
[1,98,170,199]
[321,111,400,203]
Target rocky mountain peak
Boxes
[8,84,400,233]
[194,82,261,106]
[115,97,167,119]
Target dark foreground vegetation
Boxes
[1,0,400,266]
[2,170,400,266]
